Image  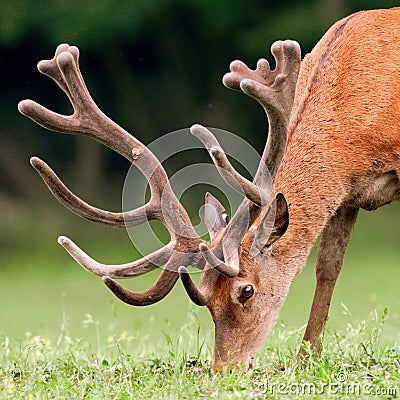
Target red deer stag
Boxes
[19,8,400,371]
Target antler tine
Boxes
[223,40,301,182]
[18,44,157,161]
[179,266,219,306]
[101,251,196,306]
[190,124,270,208]
[193,41,301,274]
[19,44,203,234]
[102,270,179,306]
[178,192,231,305]
[20,44,205,305]
[223,40,301,119]
[198,243,239,277]
[36,44,82,98]
[30,157,156,227]
[58,236,174,278]
[19,45,188,228]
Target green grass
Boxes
[1,202,400,398]
[1,308,399,399]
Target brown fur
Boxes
[208,8,400,370]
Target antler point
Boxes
[56,51,74,68]
[57,235,70,246]
[17,99,33,115]
[55,43,71,53]
[29,156,41,167]
[199,243,208,252]
[229,60,246,71]
[178,266,187,274]
[190,123,204,133]
[240,79,256,93]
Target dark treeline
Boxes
[1,0,398,214]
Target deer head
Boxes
[18,41,301,371]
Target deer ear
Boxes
[204,192,229,241]
[265,192,289,246]
[249,193,289,257]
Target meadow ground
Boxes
[0,204,399,398]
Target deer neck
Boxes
[272,140,346,277]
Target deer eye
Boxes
[239,285,254,304]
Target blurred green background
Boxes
[1,0,400,353]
